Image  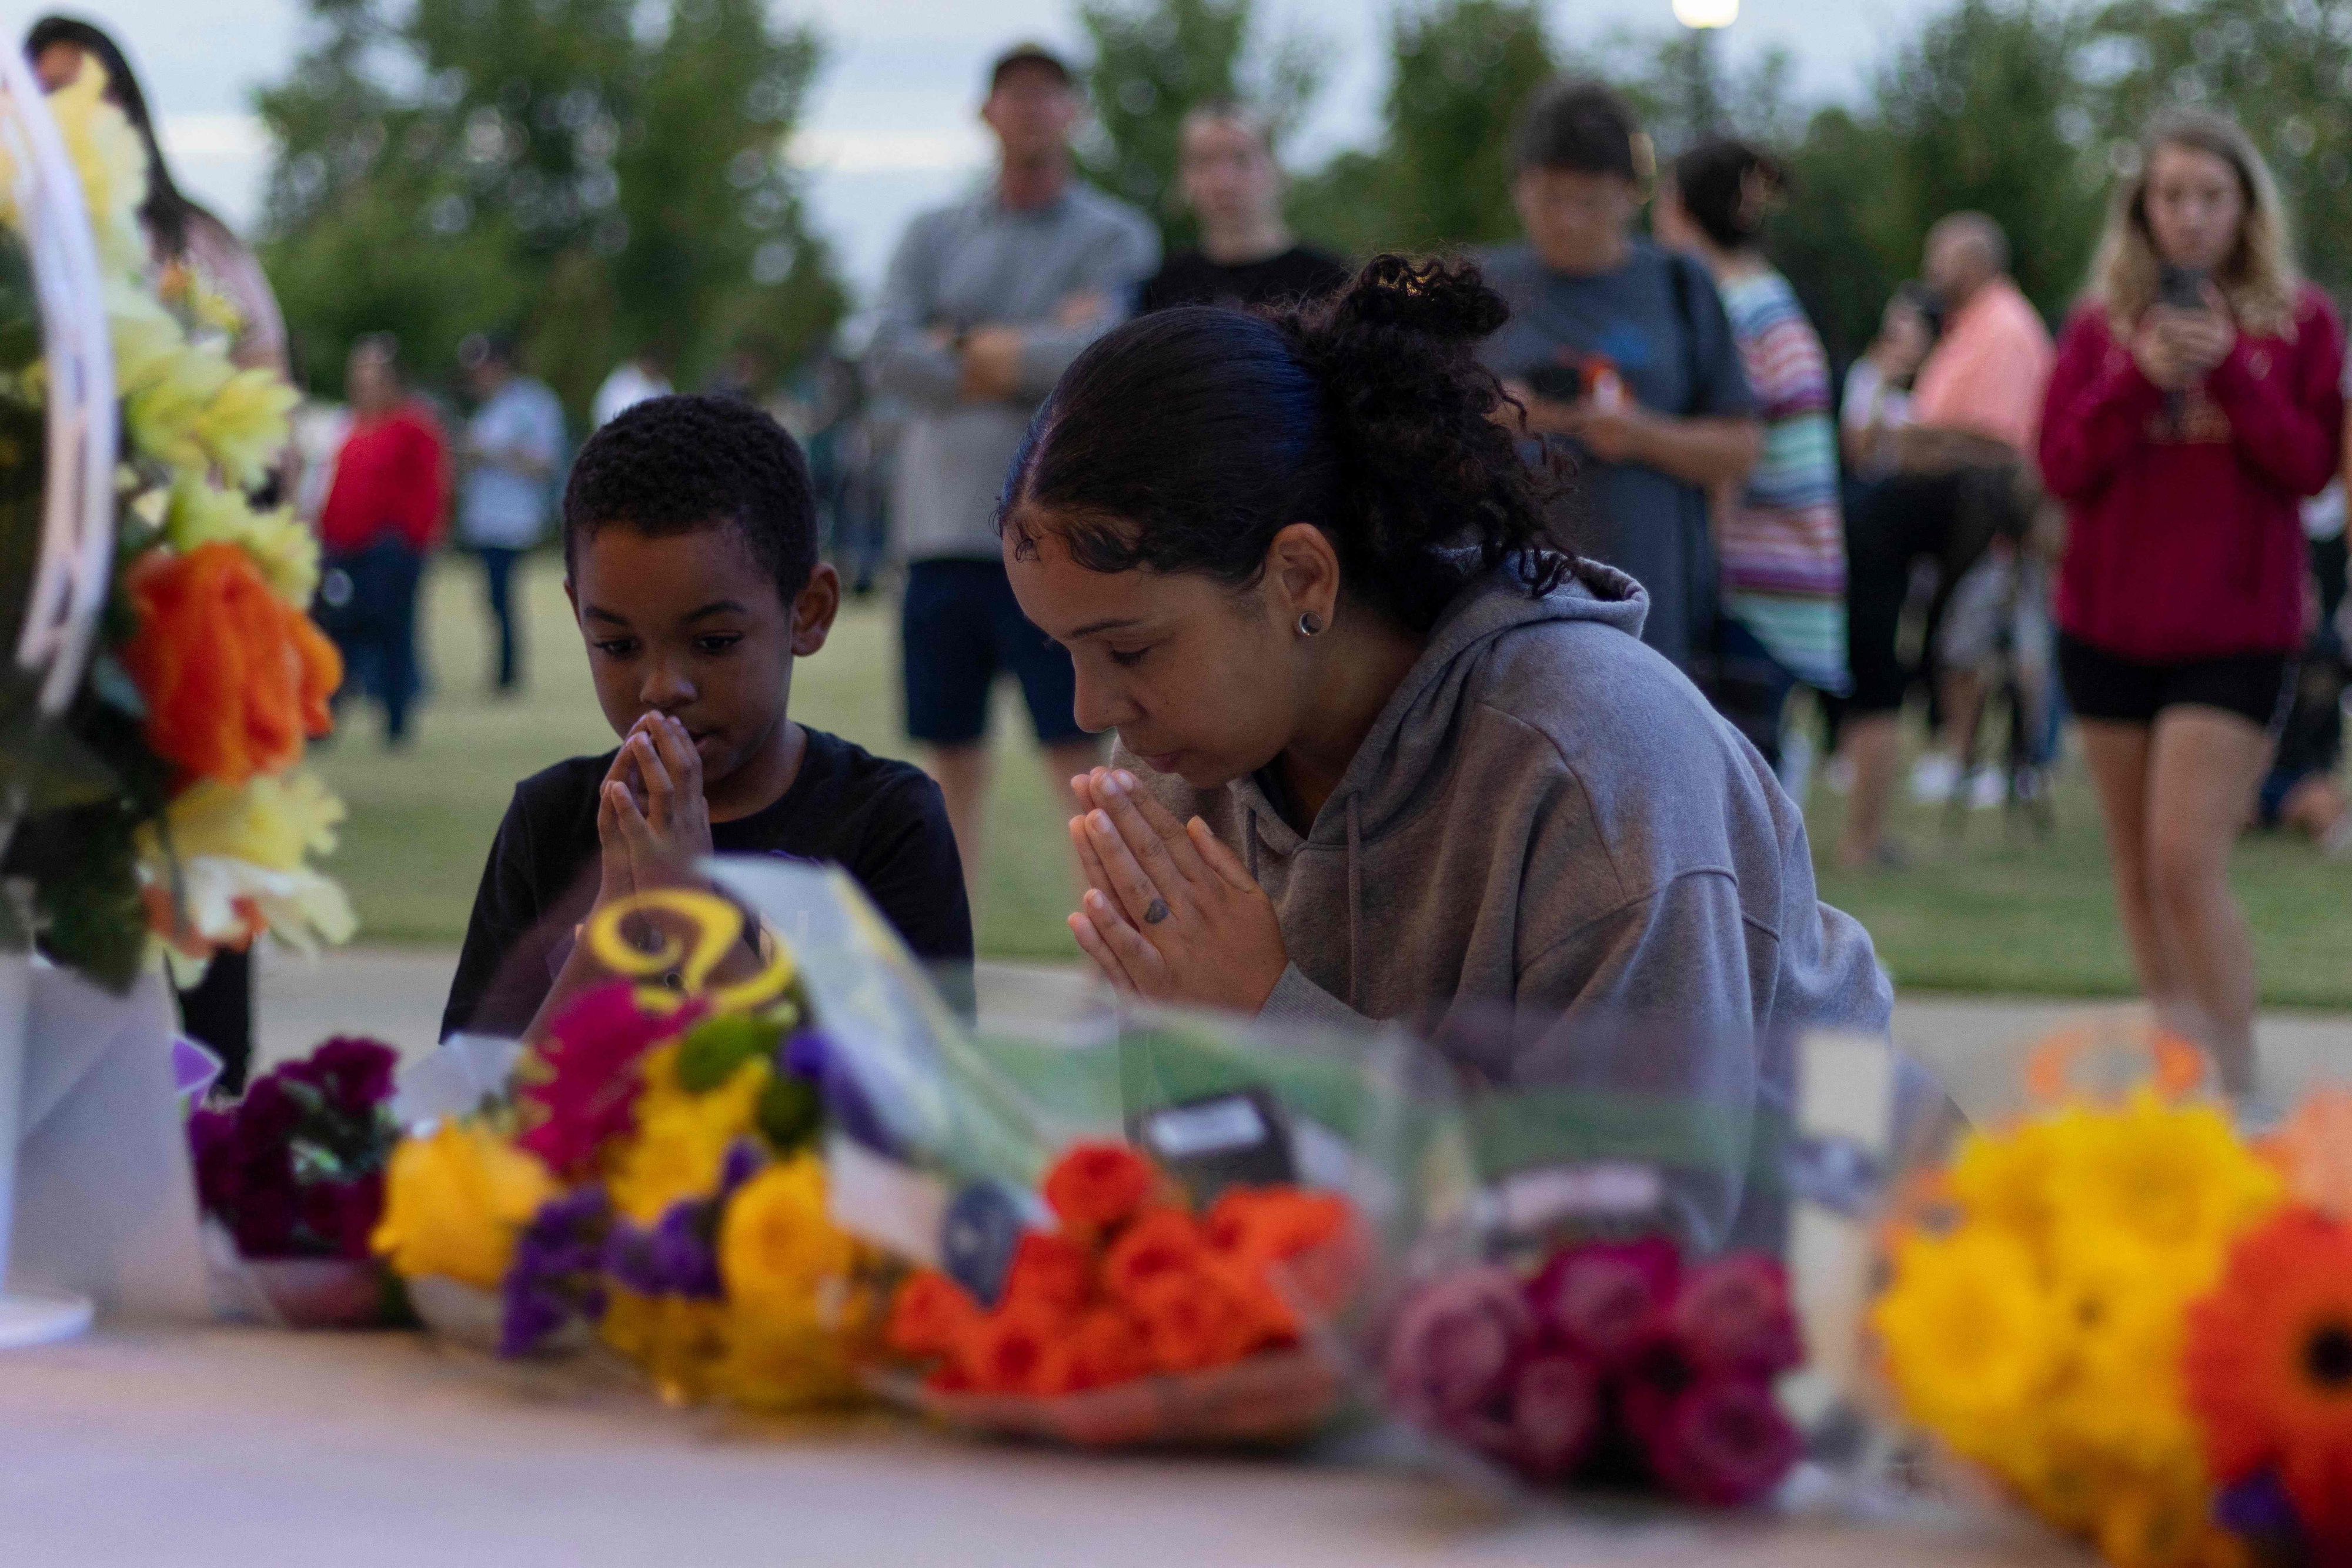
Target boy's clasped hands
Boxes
[596,711,714,907]
[1064,767,1288,1015]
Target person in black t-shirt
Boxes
[1138,101,1349,314]
[442,395,971,1041]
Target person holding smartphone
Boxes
[1479,80,1760,673]
[2039,111,2346,1094]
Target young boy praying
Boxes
[442,394,971,1039]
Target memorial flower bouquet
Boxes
[878,1138,1361,1446]
[372,890,890,1410]
[1380,1236,1806,1506]
[1873,1033,2352,1568]
[189,1035,400,1326]
[0,60,343,991]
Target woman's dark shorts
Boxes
[2057,631,2295,732]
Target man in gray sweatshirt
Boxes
[867,44,1160,897]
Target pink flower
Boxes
[1638,1375,1801,1507]
[517,982,699,1176]
[1670,1253,1803,1378]
[1384,1265,1535,1447]
[1525,1237,1681,1369]
[1505,1351,1603,1481]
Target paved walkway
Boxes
[255,946,2351,1122]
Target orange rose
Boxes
[1043,1141,1156,1233]
[1062,1306,1154,1392]
[122,542,340,786]
[1128,1267,1257,1373]
[1000,1231,1093,1320]
[1104,1206,1208,1303]
[886,1270,981,1359]
[1205,1187,1349,1265]
[954,1302,1060,1395]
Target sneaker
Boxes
[1966,767,2006,811]
[1909,752,1961,804]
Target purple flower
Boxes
[298,1172,385,1261]
[781,1029,898,1155]
[499,1188,613,1358]
[1636,1375,1800,1507]
[604,1199,723,1300]
[1525,1238,1681,1370]
[720,1138,766,1193]
[1669,1253,1803,1378]
[2214,1470,2305,1552]
[1505,1351,1603,1482]
[277,1037,397,1116]
[1385,1266,1536,1451]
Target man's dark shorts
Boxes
[901,558,1087,746]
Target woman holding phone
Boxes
[2039,110,2344,1093]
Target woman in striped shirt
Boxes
[1655,139,1850,770]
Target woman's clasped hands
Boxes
[1065,767,1288,1014]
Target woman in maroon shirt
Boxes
[2039,110,2345,1093]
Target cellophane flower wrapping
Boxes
[709,858,1465,1447]
[373,882,890,1412]
[1869,1023,2352,1568]
[0,61,345,991]
[1365,1011,1936,1511]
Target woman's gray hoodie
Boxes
[1119,559,1892,1077]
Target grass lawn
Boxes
[317,552,2352,1007]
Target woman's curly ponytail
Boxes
[1001,254,1573,634]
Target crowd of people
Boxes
[29,15,2348,1098]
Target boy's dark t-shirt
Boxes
[442,727,971,1040]
[1138,245,1351,313]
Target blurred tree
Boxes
[1858,0,2101,326]
[2090,0,2352,299]
[1292,0,1555,256]
[254,0,845,414]
[1076,0,1323,252]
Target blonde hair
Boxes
[2089,109,2301,339]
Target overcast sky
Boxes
[54,0,1947,299]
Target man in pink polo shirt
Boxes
[1837,213,2055,867]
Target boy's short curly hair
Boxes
[562,393,818,604]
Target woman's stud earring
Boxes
[1297,612,1324,637]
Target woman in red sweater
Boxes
[2039,111,2345,1093]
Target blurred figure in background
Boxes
[316,335,448,748]
[1139,100,1348,312]
[2040,110,2344,1090]
[1839,285,1937,482]
[1481,79,1760,674]
[1836,212,2053,867]
[592,343,671,427]
[1654,139,1849,773]
[457,332,564,695]
[30,15,293,1094]
[867,43,1158,897]
[29,16,287,379]
[2254,479,2348,853]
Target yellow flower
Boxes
[1947,1112,2070,1257]
[600,1287,733,1405]
[165,479,318,604]
[41,63,149,275]
[719,1152,866,1318]
[144,768,343,871]
[121,333,234,473]
[605,1044,769,1224]
[372,1122,559,1290]
[2091,1454,2250,1568]
[1874,1227,2058,1462]
[2044,1092,2282,1268]
[193,367,298,491]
